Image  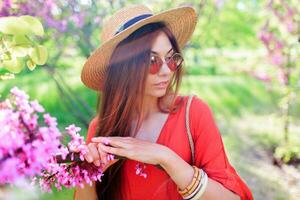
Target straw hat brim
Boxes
[81,6,198,91]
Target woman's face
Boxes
[145,31,175,98]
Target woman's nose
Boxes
[158,59,172,75]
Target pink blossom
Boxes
[57,147,69,160]
[43,113,57,127]
[10,87,29,100]
[274,40,283,50]
[271,51,284,66]
[30,100,45,113]
[286,21,297,33]
[70,13,85,28]
[278,71,288,85]
[258,27,275,51]
[66,124,81,137]
[135,163,147,178]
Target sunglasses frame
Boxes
[149,52,184,74]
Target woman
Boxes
[75,4,253,200]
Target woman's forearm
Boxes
[74,181,98,200]
[159,147,240,200]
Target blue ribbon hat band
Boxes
[114,14,153,35]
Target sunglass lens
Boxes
[168,54,182,71]
[149,56,161,74]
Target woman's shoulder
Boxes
[190,95,211,112]
[178,94,211,112]
[186,94,219,139]
[169,94,211,115]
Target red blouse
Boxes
[86,95,253,200]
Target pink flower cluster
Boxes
[255,0,299,86]
[37,124,105,192]
[0,86,62,185]
[0,86,148,193]
[258,21,286,68]
[267,0,298,33]
[0,87,105,192]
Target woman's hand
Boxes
[83,142,119,170]
[91,136,170,166]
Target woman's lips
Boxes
[154,80,169,88]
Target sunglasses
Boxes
[149,53,184,74]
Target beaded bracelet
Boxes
[177,166,200,196]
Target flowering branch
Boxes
[0,87,164,193]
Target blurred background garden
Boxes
[0,0,299,199]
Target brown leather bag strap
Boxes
[185,95,195,164]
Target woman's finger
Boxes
[87,143,101,166]
[97,143,108,166]
[92,136,131,148]
[100,144,127,158]
[91,136,108,143]
[83,150,93,163]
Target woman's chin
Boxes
[147,89,167,98]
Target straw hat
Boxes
[81,4,198,91]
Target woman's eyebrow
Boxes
[151,48,173,55]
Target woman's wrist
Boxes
[158,146,195,190]
[157,145,178,169]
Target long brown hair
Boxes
[95,21,185,199]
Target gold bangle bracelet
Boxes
[183,170,208,200]
[182,169,201,197]
[179,166,200,196]
[178,166,199,195]
[178,166,200,196]
[182,169,202,198]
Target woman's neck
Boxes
[142,95,160,120]
[131,96,158,136]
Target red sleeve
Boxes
[190,96,253,200]
[86,116,98,144]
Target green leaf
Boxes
[19,15,44,36]
[12,35,31,46]
[2,36,14,48]
[1,51,11,61]
[0,16,31,35]
[9,46,29,57]
[26,59,36,71]
[1,57,24,73]
[29,45,48,65]
[0,72,15,80]
[0,16,44,36]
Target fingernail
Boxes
[87,155,93,163]
[94,160,100,167]
[103,138,110,145]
